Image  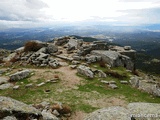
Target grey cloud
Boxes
[25,0,48,9]
[116,7,160,25]
[0,0,48,22]
[119,0,159,2]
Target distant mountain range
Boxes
[0,25,160,75]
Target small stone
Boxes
[100,80,109,84]
[13,85,20,90]
[109,81,116,84]
[25,83,33,88]
[73,86,79,90]
[108,84,118,89]
[52,109,60,116]
[70,65,77,69]
[72,60,80,65]
[42,110,59,120]
[46,79,58,83]
[37,82,45,87]
[120,81,128,84]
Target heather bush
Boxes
[24,41,43,52]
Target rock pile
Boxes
[20,47,60,68]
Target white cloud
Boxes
[0,0,160,29]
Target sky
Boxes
[0,0,160,29]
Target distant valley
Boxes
[0,26,160,75]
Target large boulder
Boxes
[46,44,58,53]
[77,65,94,78]
[98,70,107,78]
[9,69,31,82]
[67,38,83,51]
[91,50,134,70]
[2,116,17,120]
[0,77,8,85]
[0,96,42,119]
[130,76,140,88]
[130,76,160,97]
[3,53,17,62]
[0,83,13,90]
[128,103,160,120]
[139,80,160,97]
[84,106,130,120]
[84,103,160,120]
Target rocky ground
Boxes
[0,36,160,120]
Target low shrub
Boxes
[99,61,106,68]
[54,75,59,79]
[24,41,43,52]
[132,70,140,76]
[105,70,127,79]
[0,59,4,64]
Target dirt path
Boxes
[29,65,82,88]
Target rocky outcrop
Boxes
[84,103,160,120]
[130,76,160,97]
[77,65,94,78]
[77,41,108,56]
[85,55,101,63]
[54,37,69,46]
[84,106,130,120]
[109,45,136,60]
[0,83,13,90]
[128,103,160,120]
[91,50,134,70]
[9,69,31,82]
[0,77,8,85]
[0,96,42,119]
[3,53,17,62]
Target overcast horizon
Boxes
[0,0,160,30]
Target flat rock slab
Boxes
[128,103,160,119]
[120,81,128,84]
[9,69,31,82]
[100,80,109,84]
[2,116,17,120]
[0,83,13,90]
[37,82,45,87]
[0,96,42,119]
[84,103,160,120]
[84,106,130,120]
[0,77,9,85]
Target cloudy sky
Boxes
[0,0,160,29]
